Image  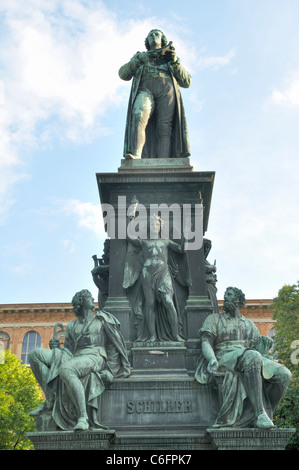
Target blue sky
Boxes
[0,0,298,304]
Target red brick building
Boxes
[0,299,275,364]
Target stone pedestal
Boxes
[27,157,293,451]
[96,157,216,380]
[207,427,296,450]
[96,158,215,350]
[26,429,116,450]
[100,378,218,429]
[27,426,295,451]
[111,430,213,450]
[93,158,218,449]
[131,341,189,376]
[118,157,193,173]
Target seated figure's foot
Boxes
[74,416,89,431]
[29,402,48,416]
[256,412,276,429]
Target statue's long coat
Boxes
[119,54,191,158]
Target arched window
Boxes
[21,331,41,364]
[269,327,275,338]
[269,327,276,358]
[0,331,10,350]
[0,332,10,364]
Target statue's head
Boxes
[149,214,164,236]
[145,29,167,50]
[223,286,246,313]
[72,289,95,317]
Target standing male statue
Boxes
[195,286,291,429]
[29,289,130,431]
[119,29,191,159]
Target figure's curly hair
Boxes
[224,286,246,308]
[145,29,168,50]
[72,289,92,315]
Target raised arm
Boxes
[118,53,144,81]
[126,219,143,247]
[168,237,185,254]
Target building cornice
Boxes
[0,303,73,314]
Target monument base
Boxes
[207,427,296,450]
[118,157,193,173]
[27,429,213,450]
[27,426,295,450]
[98,377,218,432]
[110,430,213,450]
[26,429,116,450]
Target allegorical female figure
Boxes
[123,215,191,342]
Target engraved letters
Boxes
[127,399,192,414]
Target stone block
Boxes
[98,377,219,433]
[130,341,189,376]
[26,430,116,450]
[207,427,296,450]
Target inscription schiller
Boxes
[127,399,192,414]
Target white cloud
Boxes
[63,239,76,254]
[2,2,124,139]
[0,1,237,226]
[56,198,105,239]
[197,48,236,71]
[0,1,158,220]
[8,264,30,276]
[270,78,299,107]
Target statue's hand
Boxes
[164,49,177,63]
[254,335,273,357]
[207,357,219,374]
[49,339,60,350]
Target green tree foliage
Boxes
[0,349,44,450]
[271,282,299,449]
